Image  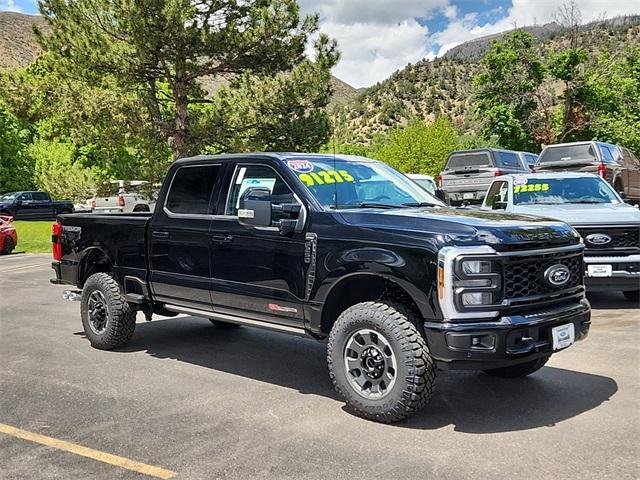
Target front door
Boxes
[209,162,308,328]
[148,163,223,310]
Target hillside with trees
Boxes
[334,15,640,146]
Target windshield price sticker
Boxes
[298,170,355,187]
[287,159,314,173]
[514,183,550,194]
[513,175,528,186]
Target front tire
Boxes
[327,301,436,423]
[2,236,15,255]
[81,273,136,350]
[483,356,549,378]
[623,290,639,304]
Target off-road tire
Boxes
[2,236,15,255]
[484,356,549,378]
[623,290,639,304]
[327,301,436,423]
[81,273,136,350]
[209,319,242,329]
[133,204,150,212]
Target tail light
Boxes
[52,222,62,261]
[91,197,96,210]
[494,170,503,177]
[598,163,607,179]
[437,175,443,188]
[118,194,125,207]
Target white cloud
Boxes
[432,0,640,58]
[300,0,448,88]
[0,0,22,12]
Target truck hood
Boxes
[337,206,579,249]
[511,203,640,225]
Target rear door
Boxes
[31,192,54,219]
[208,160,308,329]
[148,163,224,311]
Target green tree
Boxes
[585,46,640,153]
[30,139,98,202]
[371,117,460,176]
[473,30,548,150]
[37,0,338,159]
[0,105,34,193]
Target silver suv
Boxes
[438,148,531,205]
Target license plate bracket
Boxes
[587,264,612,277]
[551,323,575,350]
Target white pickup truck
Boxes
[481,172,640,302]
[91,181,155,214]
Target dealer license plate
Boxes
[552,323,575,350]
[587,264,612,277]
[462,192,475,200]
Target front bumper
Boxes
[424,299,591,370]
[584,255,640,292]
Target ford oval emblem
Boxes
[544,264,571,287]
[585,233,612,246]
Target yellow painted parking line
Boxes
[0,423,176,479]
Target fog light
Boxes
[462,260,492,274]
[462,292,493,306]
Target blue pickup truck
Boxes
[481,172,640,302]
[0,191,74,220]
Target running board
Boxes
[163,304,307,336]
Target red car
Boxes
[0,215,17,255]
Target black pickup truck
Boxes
[0,191,74,220]
[51,153,591,423]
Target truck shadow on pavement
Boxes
[586,292,639,310]
[117,315,618,434]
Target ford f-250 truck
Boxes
[50,153,591,423]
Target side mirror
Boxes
[238,187,272,228]
[435,188,447,203]
[492,201,508,210]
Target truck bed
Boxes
[55,212,152,287]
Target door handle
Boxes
[152,231,170,239]
[211,234,233,244]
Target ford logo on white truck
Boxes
[585,233,612,245]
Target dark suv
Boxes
[536,141,640,204]
[438,148,531,205]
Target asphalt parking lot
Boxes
[1,253,639,480]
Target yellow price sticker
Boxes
[299,170,354,187]
[514,183,549,194]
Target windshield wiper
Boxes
[402,202,440,208]
[332,202,403,209]
[570,200,607,204]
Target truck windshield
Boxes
[0,192,18,201]
[513,177,620,205]
[285,158,443,208]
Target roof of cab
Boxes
[173,152,382,166]
[500,172,600,180]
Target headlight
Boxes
[461,260,492,274]
[462,292,493,306]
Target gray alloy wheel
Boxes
[343,328,397,399]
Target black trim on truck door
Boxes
[148,163,225,311]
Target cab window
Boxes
[485,181,509,208]
[225,164,298,222]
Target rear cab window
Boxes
[165,164,221,215]
[445,152,493,170]
[539,144,598,164]
[496,151,521,169]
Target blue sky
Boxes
[2,0,639,87]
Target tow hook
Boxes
[62,290,82,302]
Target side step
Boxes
[163,304,307,336]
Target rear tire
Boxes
[623,290,639,304]
[81,273,136,350]
[484,356,549,378]
[327,301,436,423]
[209,319,242,329]
[133,204,150,212]
[2,236,15,255]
